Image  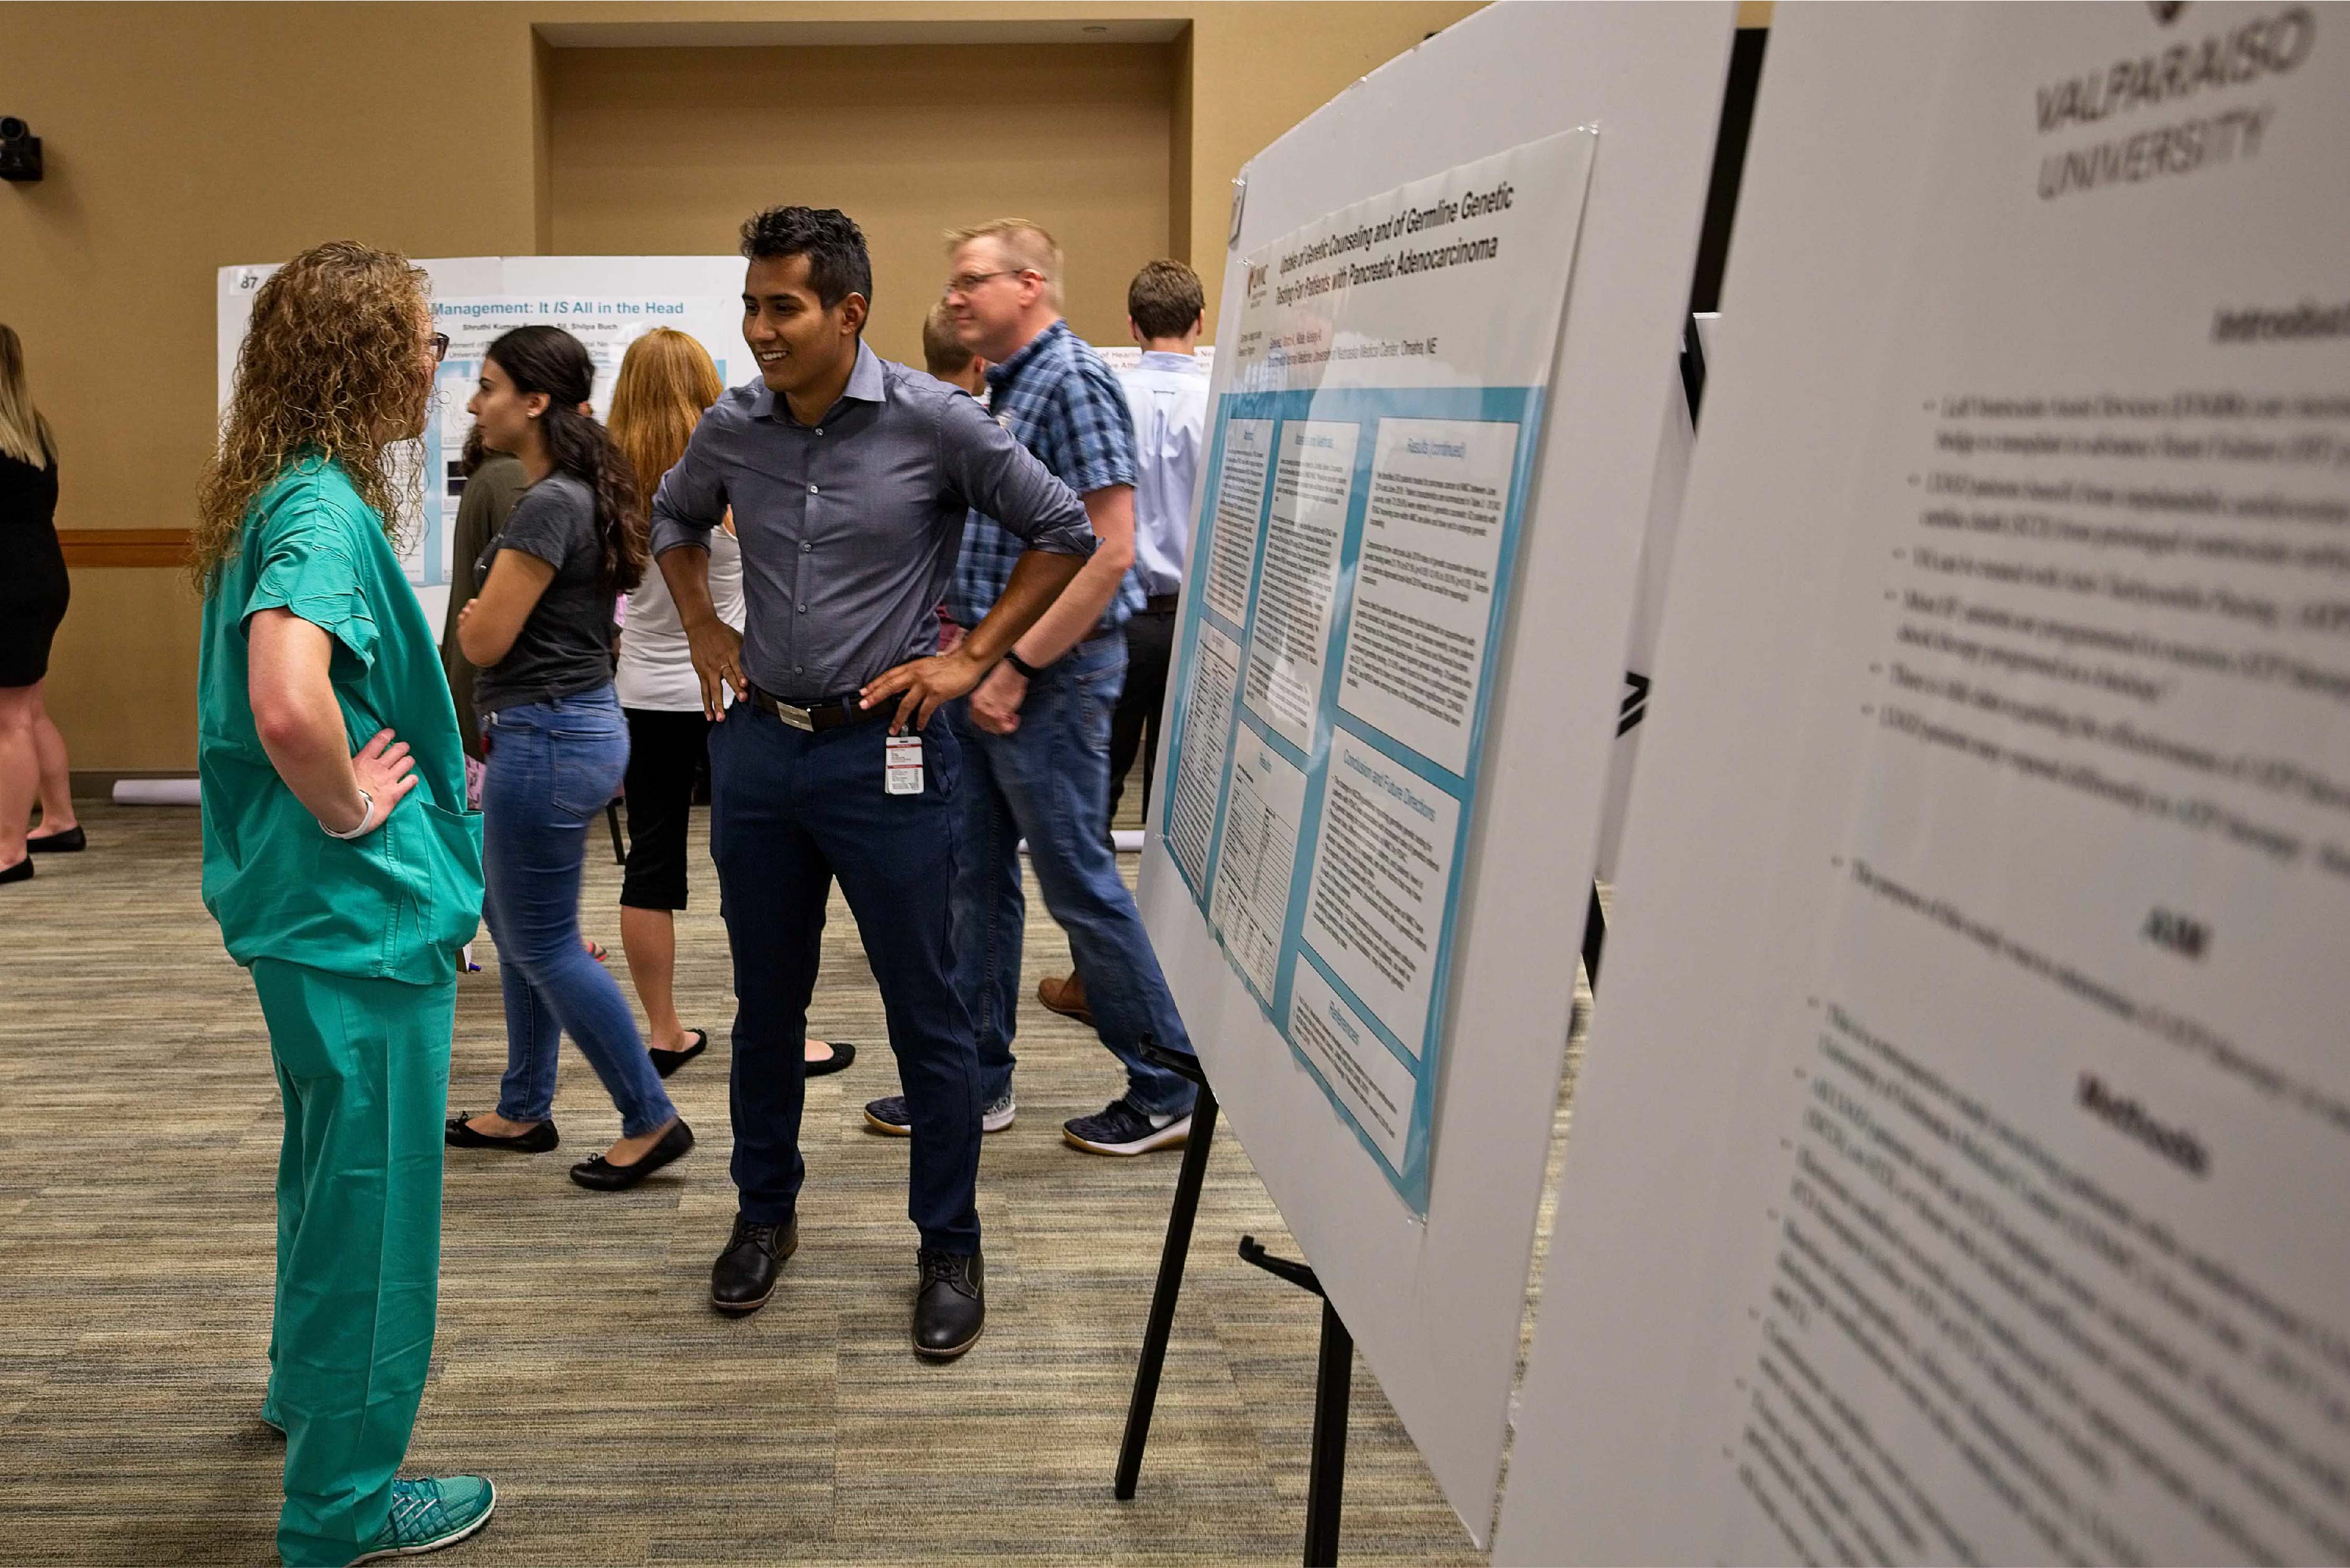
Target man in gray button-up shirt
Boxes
[650,207,1092,1359]
[648,333,1093,709]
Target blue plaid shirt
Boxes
[948,320,1142,632]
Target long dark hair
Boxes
[484,324,644,593]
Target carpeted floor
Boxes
[0,798,1584,1565]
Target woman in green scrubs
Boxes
[194,241,496,1566]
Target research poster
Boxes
[216,256,749,619]
[1159,130,1595,1210]
[1500,5,2350,1564]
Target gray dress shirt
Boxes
[649,341,1095,699]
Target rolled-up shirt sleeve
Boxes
[937,391,1097,560]
[649,421,728,559]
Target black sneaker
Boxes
[1062,1099,1191,1156]
[864,1090,1016,1137]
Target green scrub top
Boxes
[199,455,483,984]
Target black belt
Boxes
[744,684,893,733]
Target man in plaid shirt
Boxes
[862,217,1199,1158]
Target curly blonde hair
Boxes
[192,241,433,593]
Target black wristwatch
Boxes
[1003,649,1043,681]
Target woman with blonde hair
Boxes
[0,324,79,884]
[192,241,494,1564]
[605,328,855,1080]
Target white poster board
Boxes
[217,256,751,627]
[1500,4,2350,1563]
[1161,127,1597,1206]
[1135,0,1735,1536]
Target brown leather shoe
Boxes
[1037,973,1092,1026]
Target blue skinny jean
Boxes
[481,686,676,1139]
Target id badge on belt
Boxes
[885,734,924,795]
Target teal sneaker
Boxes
[348,1475,496,1563]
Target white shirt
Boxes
[616,524,746,711]
[1119,351,1211,601]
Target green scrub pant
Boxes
[250,958,454,1567]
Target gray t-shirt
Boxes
[471,471,617,714]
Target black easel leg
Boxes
[606,800,627,865]
[1115,1082,1219,1500]
[1582,882,1606,988]
[1303,1299,1354,1567]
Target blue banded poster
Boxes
[1160,130,1596,1211]
[217,256,748,623]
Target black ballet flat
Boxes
[649,1029,707,1079]
[26,826,84,854]
[570,1120,694,1191]
[804,1040,858,1079]
[444,1114,560,1152]
[0,858,30,886]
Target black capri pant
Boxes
[620,707,713,911]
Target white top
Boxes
[615,523,746,711]
[1119,351,1211,600]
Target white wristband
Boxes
[320,788,375,840]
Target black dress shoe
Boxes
[647,1028,706,1079]
[445,1114,559,1152]
[711,1213,798,1317]
[912,1248,985,1360]
[569,1119,693,1191]
[803,1040,857,1079]
[26,825,85,854]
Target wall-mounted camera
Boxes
[1,117,43,183]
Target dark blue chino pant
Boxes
[708,703,981,1255]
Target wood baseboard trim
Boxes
[58,529,192,569]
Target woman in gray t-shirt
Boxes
[448,324,694,1194]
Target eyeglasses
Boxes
[428,332,450,364]
[943,269,1035,298]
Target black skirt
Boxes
[0,452,68,688]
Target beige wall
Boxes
[6,1,1483,774]
[549,43,1177,365]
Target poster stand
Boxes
[1112,1043,1219,1503]
[1115,305,1718,1553]
[1110,1041,1356,1568]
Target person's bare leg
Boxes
[463,1112,545,1136]
[0,687,39,869]
[622,902,833,1062]
[620,904,691,1050]
[26,682,76,837]
[602,1114,681,1167]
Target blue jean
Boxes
[481,686,676,1139]
[709,703,981,1253]
[952,634,1198,1117]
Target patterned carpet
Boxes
[0,799,1584,1565]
